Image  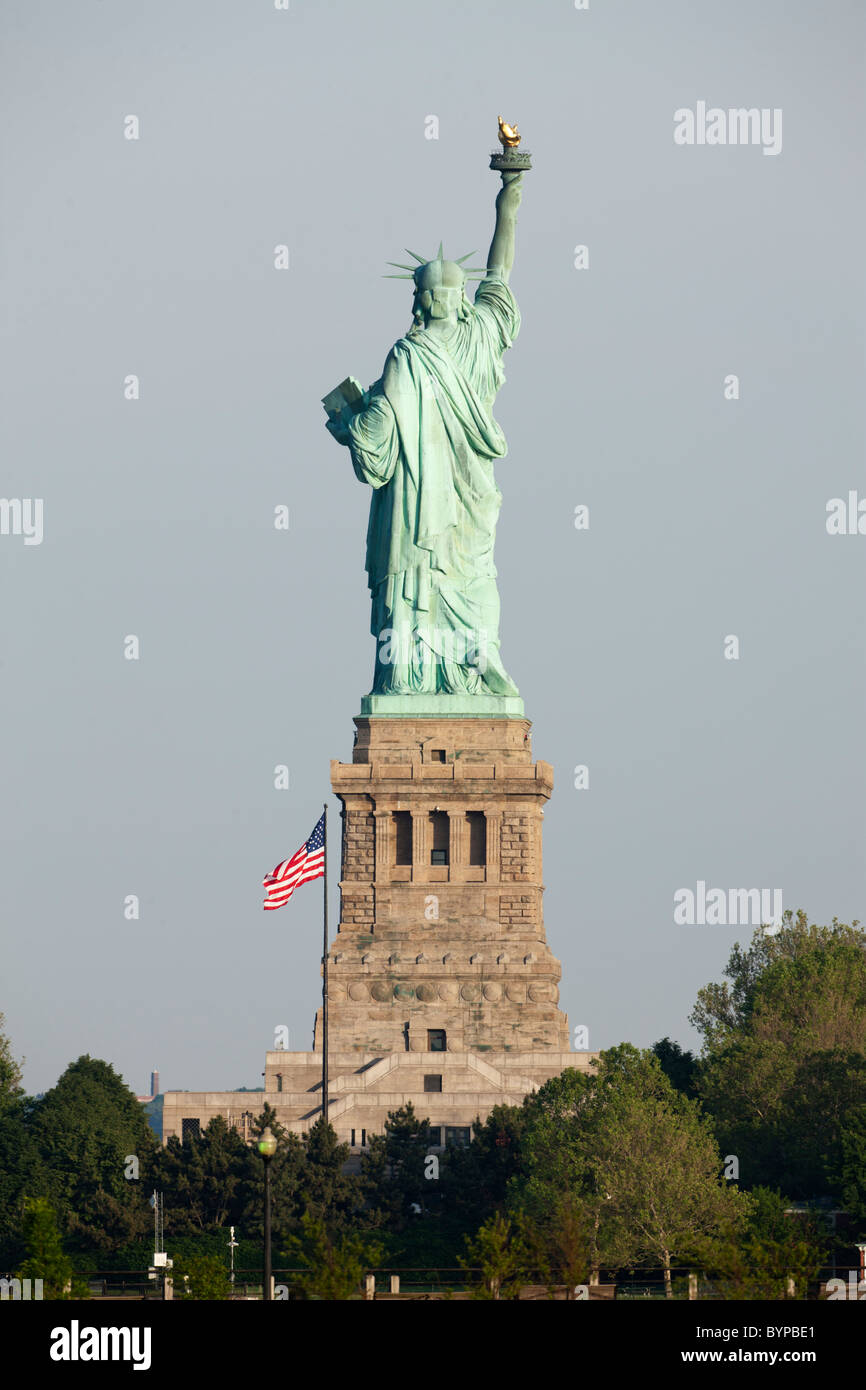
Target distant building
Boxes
[136,1070,159,1103]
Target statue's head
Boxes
[385,244,486,329]
[412,258,471,326]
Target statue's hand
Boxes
[325,409,352,447]
[496,172,523,217]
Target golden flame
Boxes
[497,116,521,149]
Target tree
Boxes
[16,1197,83,1299]
[238,1105,307,1245]
[300,1118,358,1231]
[459,1211,531,1300]
[283,1213,382,1300]
[511,1048,748,1296]
[652,1037,698,1097]
[0,1098,39,1268]
[690,910,865,1051]
[440,1102,528,1231]
[0,1013,32,1265]
[833,1102,866,1229]
[534,1193,594,1298]
[586,1050,748,1296]
[28,1056,156,1253]
[0,1013,23,1109]
[156,1115,247,1235]
[692,914,866,1197]
[361,1102,433,1231]
[695,1188,827,1300]
[172,1253,231,1301]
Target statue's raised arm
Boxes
[485,171,523,281]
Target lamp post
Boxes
[257,1126,277,1301]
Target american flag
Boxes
[263,813,325,911]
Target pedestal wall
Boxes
[318,716,570,1054]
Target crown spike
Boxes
[403,249,428,264]
[436,241,444,260]
[454,251,478,265]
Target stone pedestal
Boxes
[160,714,589,1152]
[315,715,569,1055]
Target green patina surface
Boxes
[324,153,527,707]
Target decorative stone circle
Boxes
[528,983,553,1003]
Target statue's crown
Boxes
[414,258,466,291]
[384,243,486,284]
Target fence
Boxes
[70,1264,861,1301]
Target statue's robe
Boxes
[345,274,521,695]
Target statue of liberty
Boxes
[324,133,527,704]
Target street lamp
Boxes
[258,1126,278,1302]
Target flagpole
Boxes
[322,800,329,1128]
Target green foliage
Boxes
[172,1253,231,1301]
[153,1108,358,1260]
[0,1098,39,1268]
[27,1056,157,1253]
[439,1102,529,1235]
[155,1115,248,1235]
[0,1013,23,1109]
[510,1048,748,1295]
[692,912,866,1197]
[0,1015,35,1266]
[690,910,865,1051]
[16,1197,86,1299]
[459,1211,531,1300]
[361,1102,434,1232]
[238,1105,307,1245]
[533,1193,594,1296]
[833,1103,866,1229]
[298,1117,357,1230]
[283,1213,382,1300]
[695,1188,827,1300]
[652,1037,698,1097]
